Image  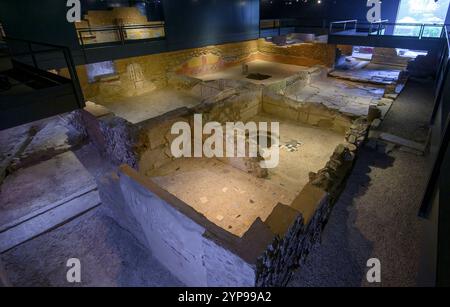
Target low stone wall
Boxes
[75,109,138,168]
[135,110,191,175]
[99,163,338,286]
[257,118,368,285]
[101,166,256,287]
[262,90,353,134]
[73,81,265,176]
[264,66,326,96]
[256,183,330,286]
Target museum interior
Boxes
[0,0,449,287]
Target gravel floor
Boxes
[288,147,431,287]
[1,207,182,287]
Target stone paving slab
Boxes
[0,151,96,228]
[0,189,100,253]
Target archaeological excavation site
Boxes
[0,0,449,289]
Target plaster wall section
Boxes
[105,166,256,287]
[70,39,335,102]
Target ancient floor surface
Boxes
[147,115,343,237]
[287,77,385,117]
[96,88,201,124]
[0,151,95,228]
[196,59,308,85]
[251,114,344,193]
[150,158,294,237]
[329,63,402,85]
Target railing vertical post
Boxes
[78,30,85,48]
[118,25,125,44]
[259,18,261,38]
[28,42,38,69]
[62,48,85,109]
[419,24,424,38]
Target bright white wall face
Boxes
[394,0,450,37]
[117,171,255,287]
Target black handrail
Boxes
[1,36,85,109]
[76,22,165,48]
[259,18,328,37]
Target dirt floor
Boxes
[147,115,343,237]
[251,114,345,193]
[95,88,202,124]
[0,151,96,228]
[195,59,309,85]
[149,158,294,238]
[1,206,182,287]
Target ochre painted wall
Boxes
[63,39,335,101]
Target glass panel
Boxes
[395,0,450,36]
[86,61,116,83]
[422,25,444,38]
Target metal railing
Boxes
[368,19,389,35]
[330,20,447,39]
[1,36,84,108]
[76,22,165,47]
[0,22,5,41]
[259,18,328,37]
[329,19,358,34]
